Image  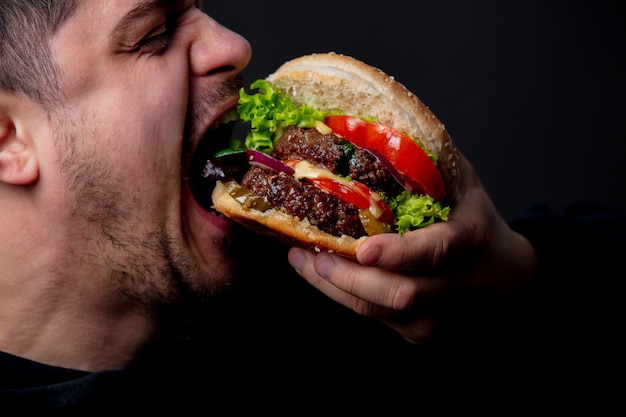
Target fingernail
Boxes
[361,244,383,266]
[288,248,305,274]
[315,253,334,280]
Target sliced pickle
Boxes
[222,179,272,211]
[359,209,393,236]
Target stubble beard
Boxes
[50,119,227,313]
[47,76,247,312]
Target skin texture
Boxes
[0,0,537,373]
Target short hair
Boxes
[0,1,76,105]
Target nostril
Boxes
[206,65,236,76]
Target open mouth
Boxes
[187,117,248,212]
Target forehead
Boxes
[70,0,198,28]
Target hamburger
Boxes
[198,53,461,257]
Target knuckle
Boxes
[389,280,418,311]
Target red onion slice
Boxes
[246,149,295,175]
[368,148,412,192]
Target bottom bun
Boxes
[211,180,366,257]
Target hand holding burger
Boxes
[206,53,461,256]
[195,53,538,346]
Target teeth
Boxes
[207,205,224,217]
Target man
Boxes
[1,0,253,372]
[3,0,616,412]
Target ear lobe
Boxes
[0,117,39,185]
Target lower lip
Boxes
[205,209,234,232]
[194,196,233,232]
[183,185,235,234]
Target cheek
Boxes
[104,76,185,152]
[59,52,189,198]
[79,87,185,202]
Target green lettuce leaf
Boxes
[237,79,327,154]
[384,191,450,233]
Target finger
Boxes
[355,217,475,272]
[289,247,463,344]
[289,248,377,314]
[355,153,491,272]
[290,248,448,316]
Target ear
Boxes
[0,115,39,185]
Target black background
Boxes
[193,2,624,403]
[204,0,625,220]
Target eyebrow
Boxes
[111,0,169,39]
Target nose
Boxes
[189,14,252,78]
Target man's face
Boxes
[44,0,251,304]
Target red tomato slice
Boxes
[324,115,446,201]
[306,177,396,226]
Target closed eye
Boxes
[136,16,178,55]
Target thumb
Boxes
[355,220,470,272]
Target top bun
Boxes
[266,52,461,194]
